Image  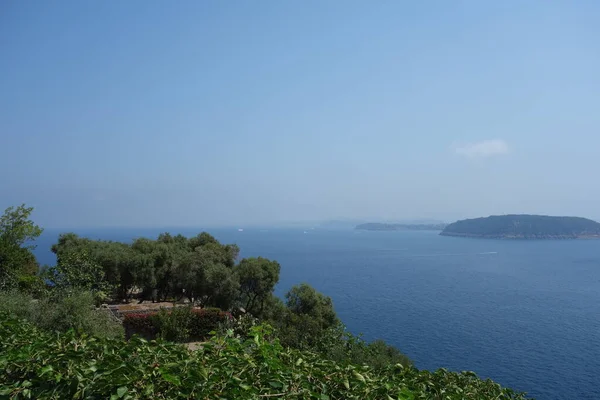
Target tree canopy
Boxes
[237,257,280,315]
[0,204,42,289]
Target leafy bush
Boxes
[217,311,259,338]
[0,291,36,320]
[0,290,124,340]
[46,251,113,304]
[232,304,413,371]
[123,306,231,342]
[153,306,193,342]
[313,325,413,370]
[16,275,47,298]
[0,312,531,400]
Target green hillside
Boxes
[0,313,530,400]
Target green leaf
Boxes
[160,372,181,386]
[40,365,54,376]
[269,381,283,388]
[352,370,366,383]
[117,386,128,398]
[398,388,414,400]
[343,378,350,390]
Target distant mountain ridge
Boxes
[441,214,600,239]
[355,223,448,231]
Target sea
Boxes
[33,227,600,400]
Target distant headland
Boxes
[440,214,600,239]
[356,223,448,231]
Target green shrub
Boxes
[0,312,531,400]
[16,275,47,298]
[123,307,231,342]
[0,290,124,339]
[152,306,193,342]
[0,290,36,320]
[218,312,259,338]
[38,291,124,339]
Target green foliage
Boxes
[16,274,47,298]
[236,257,280,316]
[52,231,243,306]
[37,291,124,339]
[313,325,413,370]
[0,291,36,320]
[217,312,259,338]
[0,205,42,290]
[286,283,339,328]
[152,306,194,342]
[257,284,413,371]
[0,313,531,400]
[53,234,138,301]
[202,263,239,309]
[46,251,112,302]
[0,290,124,340]
[0,205,43,250]
[123,307,230,342]
[275,283,339,349]
[187,308,231,339]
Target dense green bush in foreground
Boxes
[0,313,530,400]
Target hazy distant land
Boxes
[355,223,448,231]
[440,214,600,239]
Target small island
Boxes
[356,223,448,231]
[440,214,600,239]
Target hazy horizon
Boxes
[2,1,599,228]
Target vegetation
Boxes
[0,205,43,291]
[356,223,447,231]
[0,290,123,339]
[0,204,533,399]
[441,214,600,239]
[122,307,231,342]
[0,313,530,400]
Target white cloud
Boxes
[453,139,509,158]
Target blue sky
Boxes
[1,1,599,228]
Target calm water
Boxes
[34,228,600,400]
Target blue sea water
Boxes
[34,228,600,400]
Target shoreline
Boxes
[440,232,600,240]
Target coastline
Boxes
[440,232,600,240]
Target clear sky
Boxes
[1,1,599,228]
